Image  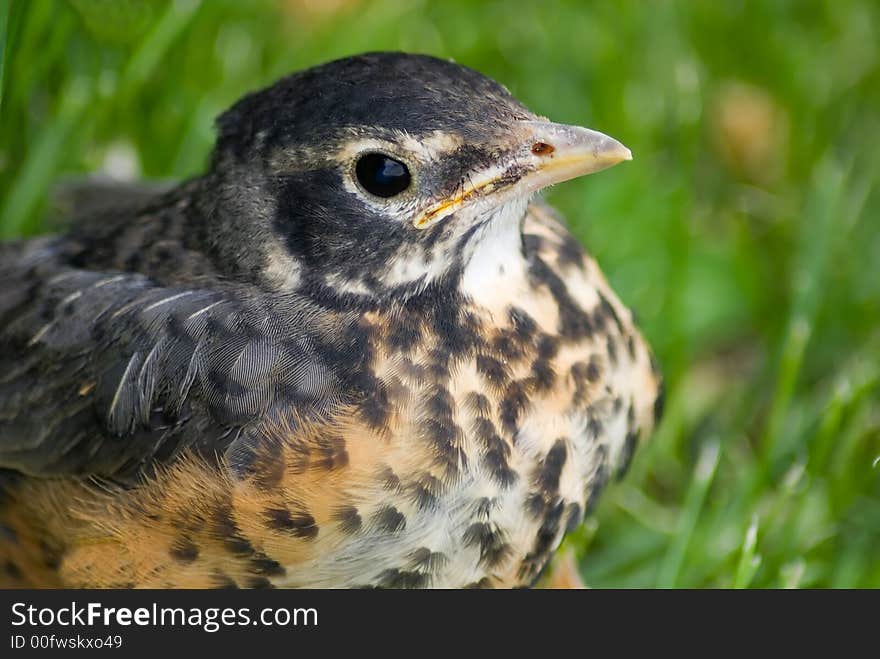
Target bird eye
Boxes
[355,153,411,198]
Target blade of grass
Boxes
[119,0,202,96]
[0,0,25,117]
[0,0,10,114]
[655,439,721,587]
[0,78,91,237]
[757,156,846,473]
[733,515,762,588]
[0,0,203,235]
[779,559,805,589]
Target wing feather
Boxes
[0,238,351,481]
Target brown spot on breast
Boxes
[4,560,22,580]
[491,330,528,361]
[250,441,285,490]
[332,505,362,534]
[427,347,452,381]
[585,445,610,513]
[519,500,566,582]
[386,313,423,353]
[533,439,567,497]
[263,507,318,539]
[169,537,199,564]
[653,380,666,426]
[555,233,587,271]
[586,358,602,383]
[249,553,286,577]
[408,547,449,572]
[626,334,637,360]
[564,503,584,533]
[464,391,492,418]
[465,577,494,589]
[481,434,518,489]
[471,416,497,443]
[245,576,274,589]
[377,466,401,491]
[211,571,238,588]
[400,358,430,384]
[421,418,463,457]
[352,371,391,430]
[312,434,349,471]
[476,354,512,389]
[499,380,531,435]
[508,306,538,340]
[407,472,444,511]
[616,430,640,481]
[472,497,498,518]
[371,506,406,534]
[423,385,455,419]
[529,357,556,392]
[463,522,512,567]
[375,568,429,588]
[536,333,560,360]
[523,233,546,257]
[606,336,618,364]
[212,502,255,557]
[432,446,467,481]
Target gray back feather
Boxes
[0,238,352,480]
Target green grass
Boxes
[1,0,878,587]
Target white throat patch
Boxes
[460,195,531,305]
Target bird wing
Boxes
[0,237,349,481]
[49,177,174,224]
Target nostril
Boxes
[531,142,555,156]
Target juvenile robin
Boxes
[0,52,662,588]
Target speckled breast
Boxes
[25,205,662,589]
[260,204,663,588]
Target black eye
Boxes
[355,153,411,198]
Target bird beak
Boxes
[414,120,631,229]
[514,120,632,193]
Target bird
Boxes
[0,52,663,588]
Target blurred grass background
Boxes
[1,0,878,587]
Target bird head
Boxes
[201,52,631,300]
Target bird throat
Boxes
[459,195,531,308]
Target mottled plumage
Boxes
[0,52,662,588]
